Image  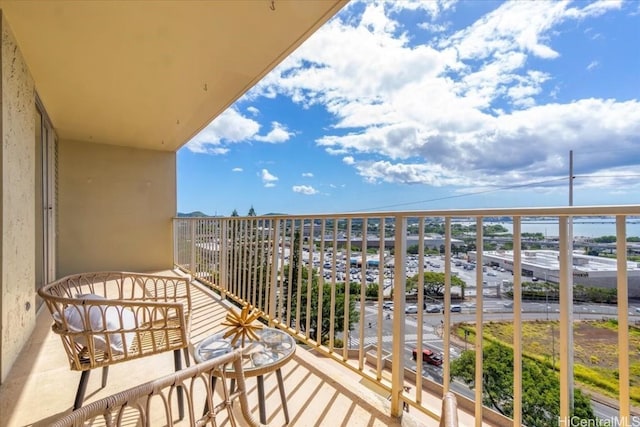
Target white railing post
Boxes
[220,219,228,295]
[616,216,630,424]
[172,218,178,267]
[376,219,385,381]
[391,214,407,416]
[268,219,280,327]
[416,217,425,403]
[474,217,484,427]
[512,217,523,427]
[443,217,452,393]
[190,218,197,277]
[558,217,571,421]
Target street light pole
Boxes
[546,285,549,321]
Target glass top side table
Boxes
[195,327,296,424]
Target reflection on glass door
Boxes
[35,98,56,308]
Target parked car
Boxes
[412,348,443,366]
[425,304,441,313]
[442,304,462,313]
[405,305,418,314]
[382,301,393,310]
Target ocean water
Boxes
[486,220,640,238]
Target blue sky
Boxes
[177,0,640,216]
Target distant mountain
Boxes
[177,211,210,217]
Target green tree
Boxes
[484,224,508,235]
[366,283,379,298]
[406,271,466,298]
[407,244,420,255]
[594,235,616,243]
[501,241,514,250]
[287,272,357,345]
[284,229,357,344]
[483,242,497,251]
[247,206,256,216]
[231,209,239,217]
[450,342,593,426]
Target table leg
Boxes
[174,349,184,420]
[276,368,290,424]
[257,375,266,424]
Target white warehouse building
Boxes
[468,250,640,298]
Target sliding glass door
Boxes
[35,98,56,308]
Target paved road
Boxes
[349,299,637,421]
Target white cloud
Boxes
[565,0,622,20]
[185,108,260,154]
[255,121,294,143]
[302,172,314,177]
[260,169,278,187]
[250,1,640,191]
[586,60,599,71]
[232,167,243,172]
[352,159,463,186]
[185,110,293,153]
[245,1,638,192]
[418,21,449,33]
[292,185,319,195]
[246,106,260,116]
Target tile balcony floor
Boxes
[0,270,484,427]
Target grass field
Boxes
[454,319,640,405]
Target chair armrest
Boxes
[50,348,265,427]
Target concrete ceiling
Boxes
[0,0,347,151]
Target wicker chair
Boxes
[50,348,264,427]
[439,391,459,427]
[38,272,192,415]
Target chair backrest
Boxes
[439,391,459,427]
[38,272,192,371]
[50,348,263,427]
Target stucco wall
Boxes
[57,141,175,276]
[0,13,36,382]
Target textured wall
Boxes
[0,13,36,382]
[57,140,176,276]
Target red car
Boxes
[412,348,443,366]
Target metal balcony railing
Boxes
[174,205,640,426]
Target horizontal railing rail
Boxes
[174,205,640,426]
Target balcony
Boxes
[172,205,640,426]
[2,205,639,426]
[0,269,472,426]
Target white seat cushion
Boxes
[53,294,136,355]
